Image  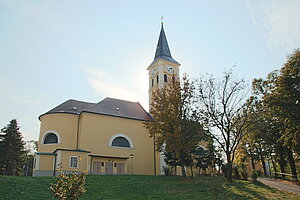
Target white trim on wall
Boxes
[108,134,134,149]
[35,154,40,170]
[41,130,61,145]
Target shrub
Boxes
[162,166,172,176]
[251,170,258,182]
[240,168,248,180]
[50,170,87,200]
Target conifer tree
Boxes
[0,119,26,176]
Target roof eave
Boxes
[147,57,181,70]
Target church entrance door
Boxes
[105,162,113,174]
[116,163,125,174]
[92,161,101,175]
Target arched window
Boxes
[43,133,58,144]
[152,79,154,87]
[112,137,130,148]
[164,74,168,82]
[156,75,159,84]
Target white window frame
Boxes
[42,130,60,145]
[108,134,134,149]
[69,156,78,168]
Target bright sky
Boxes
[1,0,300,142]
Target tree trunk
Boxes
[190,165,194,177]
[226,162,233,182]
[260,154,267,176]
[278,151,286,179]
[270,155,278,178]
[257,146,267,176]
[181,165,186,177]
[226,154,233,182]
[286,147,298,181]
[249,150,256,170]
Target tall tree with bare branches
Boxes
[196,70,251,182]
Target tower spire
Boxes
[152,20,179,65]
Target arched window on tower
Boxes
[152,79,154,87]
[164,74,168,82]
[43,133,58,144]
[156,75,159,84]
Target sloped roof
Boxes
[40,98,152,121]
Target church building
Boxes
[33,23,180,176]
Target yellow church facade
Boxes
[33,23,181,176]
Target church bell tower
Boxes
[147,22,181,110]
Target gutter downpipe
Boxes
[76,113,81,150]
[53,154,57,176]
[154,135,156,176]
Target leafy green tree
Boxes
[267,49,300,154]
[248,78,288,178]
[0,119,26,176]
[251,50,300,181]
[144,75,206,177]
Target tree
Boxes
[196,70,251,182]
[267,50,300,153]
[251,74,289,178]
[144,75,206,177]
[0,119,26,176]
[256,50,300,181]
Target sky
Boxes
[0,0,300,142]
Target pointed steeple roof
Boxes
[149,24,179,67]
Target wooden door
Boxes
[105,162,113,175]
[117,163,125,175]
[92,161,101,175]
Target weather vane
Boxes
[161,16,164,24]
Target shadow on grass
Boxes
[220,178,287,200]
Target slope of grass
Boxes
[0,175,299,199]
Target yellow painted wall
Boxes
[56,150,88,172]
[38,155,55,171]
[38,114,78,152]
[78,112,156,175]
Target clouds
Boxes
[12,96,41,104]
[85,67,148,109]
[1,0,65,31]
[246,0,300,51]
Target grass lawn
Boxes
[0,175,299,200]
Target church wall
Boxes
[78,112,156,175]
[33,154,55,176]
[55,150,89,173]
[89,157,127,175]
[38,114,78,152]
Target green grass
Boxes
[0,175,299,199]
